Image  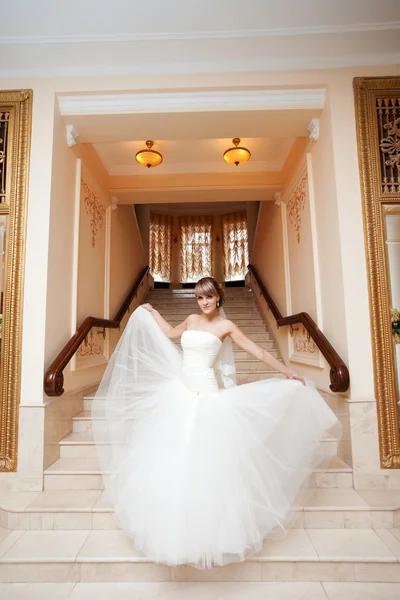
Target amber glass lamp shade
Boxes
[223,138,251,166]
[135,140,163,169]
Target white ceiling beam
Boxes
[58,89,326,116]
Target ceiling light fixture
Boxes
[223,138,251,166]
[135,140,163,169]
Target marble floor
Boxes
[0,581,400,599]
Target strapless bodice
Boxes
[181,330,222,393]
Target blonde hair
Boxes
[194,277,225,306]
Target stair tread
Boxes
[0,528,397,564]
[3,488,400,516]
[44,456,352,476]
[62,430,338,445]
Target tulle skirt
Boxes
[92,307,341,569]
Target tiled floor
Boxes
[1,581,400,599]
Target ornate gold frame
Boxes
[354,77,400,468]
[0,90,32,471]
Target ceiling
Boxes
[1,0,399,77]
[67,108,320,143]
[94,138,295,176]
[70,106,316,177]
[3,0,398,37]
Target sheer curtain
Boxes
[149,213,173,281]
[179,215,213,282]
[220,210,249,281]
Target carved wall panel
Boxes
[287,173,308,244]
[73,166,109,371]
[283,161,322,367]
[291,325,320,367]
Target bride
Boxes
[92,277,340,569]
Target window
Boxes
[149,213,173,282]
[179,216,213,283]
[220,211,249,281]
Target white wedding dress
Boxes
[92,306,340,569]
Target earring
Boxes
[217,301,220,307]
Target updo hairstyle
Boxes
[194,277,225,307]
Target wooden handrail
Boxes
[44,266,149,397]
[248,264,350,392]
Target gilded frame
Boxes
[354,77,400,468]
[0,90,32,471]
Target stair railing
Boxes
[248,264,350,392]
[44,266,149,397]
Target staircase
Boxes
[1,288,400,591]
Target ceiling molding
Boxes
[145,201,250,215]
[116,188,276,204]
[2,53,398,79]
[2,21,399,45]
[59,89,326,116]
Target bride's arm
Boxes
[227,321,306,385]
[142,303,188,339]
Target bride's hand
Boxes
[141,303,155,312]
[286,370,306,386]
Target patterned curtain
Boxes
[221,210,249,280]
[179,215,213,282]
[149,213,173,281]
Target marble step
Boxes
[148,293,254,299]
[2,582,400,600]
[149,296,255,303]
[163,322,267,333]
[150,301,257,309]
[148,290,252,297]
[234,360,282,372]
[173,339,274,349]
[43,456,352,491]
[150,295,255,300]
[233,348,278,359]
[175,331,271,341]
[236,373,285,384]
[2,489,400,533]
[156,308,262,316]
[0,528,400,583]
[166,318,265,326]
[149,290,253,296]
[60,431,338,460]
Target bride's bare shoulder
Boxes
[186,314,200,324]
[220,318,236,334]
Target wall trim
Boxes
[58,88,326,116]
[2,22,399,45]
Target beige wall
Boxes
[110,205,146,318]
[77,165,109,324]
[252,91,351,393]
[43,109,146,396]
[134,204,150,264]
[285,163,317,318]
[309,96,348,366]
[44,105,77,371]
